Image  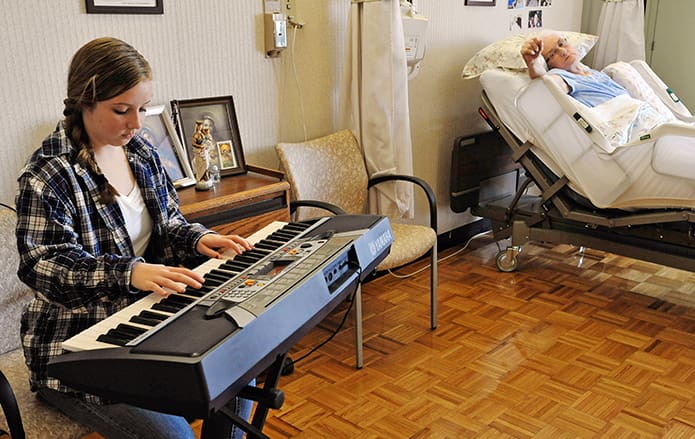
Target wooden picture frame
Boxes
[170,95,247,177]
[140,105,195,188]
[86,0,163,14]
[465,0,496,5]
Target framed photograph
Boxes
[465,0,496,5]
[86,0,163,14]
[216,141,239,170]
[140,105,196,188]
[170,95,247,177]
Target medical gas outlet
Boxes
[264,12,287,57]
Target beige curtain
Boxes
[592,0,645,69]
[339,0,414,217]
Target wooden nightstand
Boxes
[177,165,290,237]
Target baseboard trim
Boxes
[437,218,491,252]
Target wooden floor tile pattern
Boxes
[259,236,695,438]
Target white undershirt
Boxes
[116,186,153,256]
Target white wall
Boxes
[0,0,582,234]
[408,0,582,232]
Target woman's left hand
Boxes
[196,233,253,259]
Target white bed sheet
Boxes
[479,67,695,210]
[479,70,531,143]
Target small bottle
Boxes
[209,164,221,184]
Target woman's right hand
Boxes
[130,262,205,296]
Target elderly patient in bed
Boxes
[520,30,683,148]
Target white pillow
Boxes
[462,30,599,79]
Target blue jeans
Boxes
[39,385,255,439]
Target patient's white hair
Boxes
[537,29,563,41]
[533,30,585,71]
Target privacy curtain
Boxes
[592,0,645,70]
[340,0,414,217]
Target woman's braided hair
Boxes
[63,37,152,204]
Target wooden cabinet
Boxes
[177,165,290,237]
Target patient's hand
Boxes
[521,37,542,63]
[521,37,547,79]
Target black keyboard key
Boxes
[96,325,144,346]
[130,310,169,326]
[116,323,148,337]
[130,315,162,326]
[202,277,225,287]
[284,223,309,233]
[188,283,215,294]
[255,240,282,251]
[221,261,248,271]
[96,333,130,346]
[209,268,239,278]
[165,295,195,306]
[236,254,262,264]
[269,231,294,241]
[140,310,168,321]
[183,287,210,298]
[246,248,271,257]
[152,302,182,313]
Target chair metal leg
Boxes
[0,370,24,439]
[430,241,438,330]
[354,284,364,369]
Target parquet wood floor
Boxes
[258,235,695,438]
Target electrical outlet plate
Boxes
[264,0,302,30]
[282,0,301,27]
[267,0,293,15]
[282,0,292,14]
[264,0,281,13]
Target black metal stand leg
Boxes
[201,353,287,439]
[249,352,287,431]
[202,408,268,439]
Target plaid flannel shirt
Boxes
[16,122,210,403]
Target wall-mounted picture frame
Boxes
[86,0,163,14]
[140,105,195,188]
[465,0,496,5]
[170,95,247,177]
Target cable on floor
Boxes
[386,229,493,279]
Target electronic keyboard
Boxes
[47,214,393,418]
[60,221,287,352]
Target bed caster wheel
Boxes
[496,247,520,272]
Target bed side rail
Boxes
[628,60,694,122]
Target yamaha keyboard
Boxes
[47,214,392,418]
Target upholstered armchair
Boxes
[275,129,438,330]
[0,205,91,437]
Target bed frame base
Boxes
[471,91,695,273]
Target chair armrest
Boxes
[368,174,437,231]
[290,199,346,216]
[0,370,24,439]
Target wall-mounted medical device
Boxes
[401,1,428,79]
[264,12,288,57]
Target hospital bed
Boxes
[465,59,695,273]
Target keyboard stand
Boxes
[201,353,288,439]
